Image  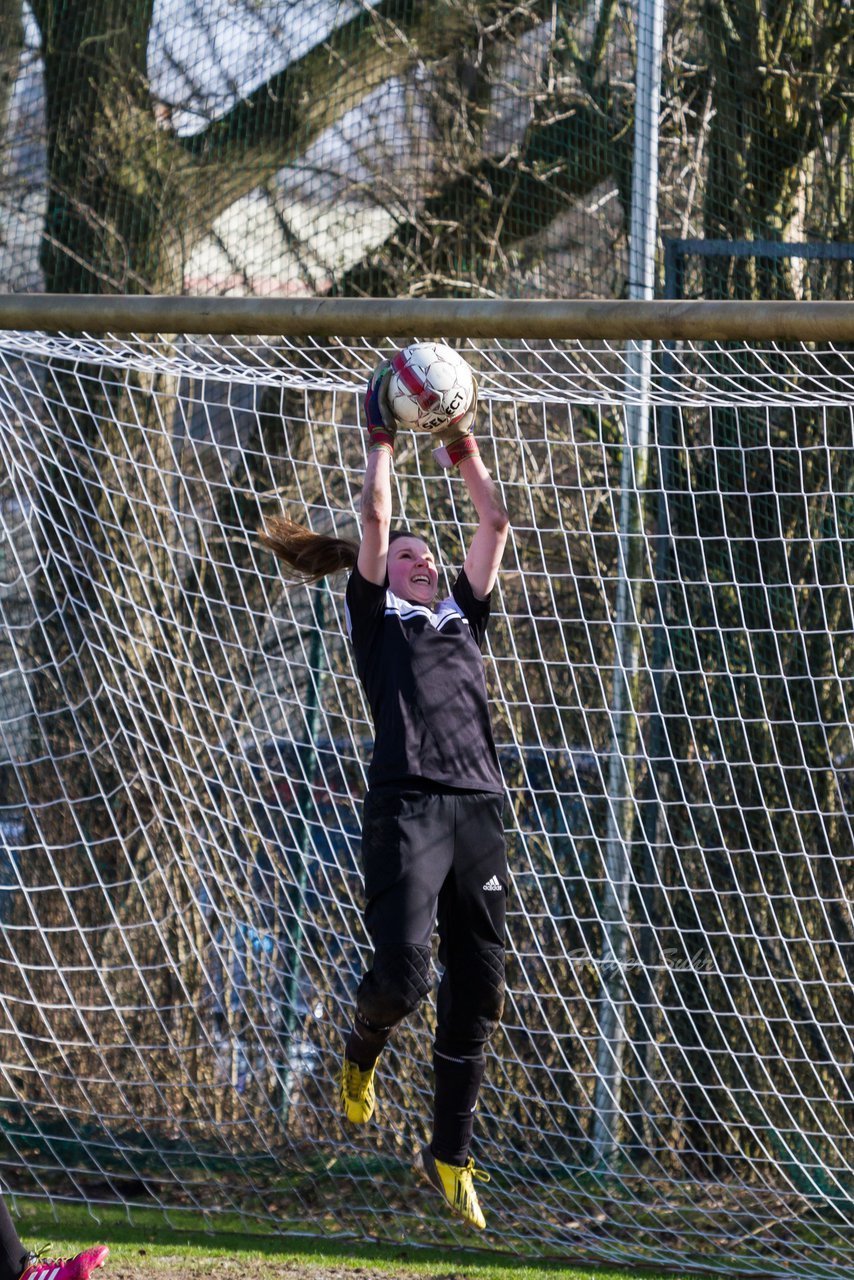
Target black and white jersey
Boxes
[345,565,503,793]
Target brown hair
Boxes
[259,517,417,585]
[258,515,359,584]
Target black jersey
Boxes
[345,565,503,793]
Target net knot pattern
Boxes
[0,331,851,1277]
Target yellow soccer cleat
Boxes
[339,1056,377,1123]
[418,1143,490,1231]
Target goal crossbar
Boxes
[2,294,854,339]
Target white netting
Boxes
[0,329,852,1277]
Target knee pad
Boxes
[356,943,432,1031]
[469,989,505,1049]
[438,946,505,1056]
[470,945,505,1026]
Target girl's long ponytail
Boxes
[259,516,359,584]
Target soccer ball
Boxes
[386,342,475,434]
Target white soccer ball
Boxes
[386,342,475,434]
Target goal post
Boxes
[0,300,853,1277]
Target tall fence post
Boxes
[591,0,664,1165]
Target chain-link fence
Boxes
[0,0,850,302]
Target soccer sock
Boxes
[344,1015,393,1069]
[0,1196,29,1280]
[430,1050,486,1167]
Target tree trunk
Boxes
[701,0,851,298]
[30,0,189,293]
[0,0,23,159]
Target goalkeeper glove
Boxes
[365,361,397,457]
[432,377,480,470]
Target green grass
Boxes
[8,1198,708,1280]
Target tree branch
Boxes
[177,0,555,228]
[334,92,630,296]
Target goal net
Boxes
[0,323,851,1278]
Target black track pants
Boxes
[346,786,507,1164]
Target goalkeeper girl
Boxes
[261,360,509,1231]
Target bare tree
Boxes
[700,0,852,297]
[24,0,554,295]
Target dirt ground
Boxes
[109,1261,468,1280]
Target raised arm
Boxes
[358,445,392,585]
[357,363,396,586]
[460,455,509,599]
[432,380,509,599]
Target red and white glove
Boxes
[364,360,397,457]
[432,377,480,470]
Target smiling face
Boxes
[386,536,439,606]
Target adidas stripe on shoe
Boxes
[20,1246,109,1280]
[418,1143,490,1230]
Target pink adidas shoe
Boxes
[20,1246,109,1280]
